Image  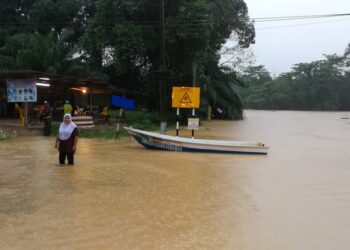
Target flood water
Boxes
[1,110,350,249]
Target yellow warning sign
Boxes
[180,93,192,104]
[172,87,200,108]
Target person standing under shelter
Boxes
[64,100,72,114]
[55,114,79,165]
[0,92,7,117]
[41,101,52,136]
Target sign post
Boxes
[172,86,200,138]
[191,109,195,138]
[111,94,135,141]
[187,117,199,139]
[176,108,180,136]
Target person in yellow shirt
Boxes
[63,100,73,114]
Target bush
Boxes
[124,110,159,124]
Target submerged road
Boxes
[1,110,350,249]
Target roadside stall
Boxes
[0,70,127,128]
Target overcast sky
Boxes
[243,0,350,75]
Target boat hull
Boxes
[126,127,268,155]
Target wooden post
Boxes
[89,82,93,115]
[24,102,28,127]
[115,123,120,143]
[159,0,167,134]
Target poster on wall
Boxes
[7,79,37,103]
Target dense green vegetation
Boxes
[240,44,350,110]
[0,0,255,120]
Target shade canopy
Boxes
[0,70,128,98]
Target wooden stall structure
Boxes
[0,70,128,126]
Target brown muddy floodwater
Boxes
[1,110,350,250]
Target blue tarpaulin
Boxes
[111,95,135,110]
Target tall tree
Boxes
[81,0,255,118]
[0,31,85,75]
[242,47,350,111]
[0,0,255,119]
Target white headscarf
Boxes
[58,114,77,140]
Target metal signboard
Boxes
[7,79,37,103]
[187,118,199,130]
[172,87,200,108]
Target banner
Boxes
[7,79,37,103]
[111,95,135,110]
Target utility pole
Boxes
[191,64,196,138]
[159,0,167,134]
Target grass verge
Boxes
[51,110,162,139]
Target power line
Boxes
[256,17,350,31]
[141,18,350,40]
[0,12,349,26]
[162,17,350,36]
[169,13,350,24]
[253,13,350,22]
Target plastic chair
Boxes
[99,106,110,122]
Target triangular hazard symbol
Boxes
[180,92,192,103]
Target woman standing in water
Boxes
[55,114,79,165]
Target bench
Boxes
[72,116,95,129]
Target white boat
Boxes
[124,127,269,155]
